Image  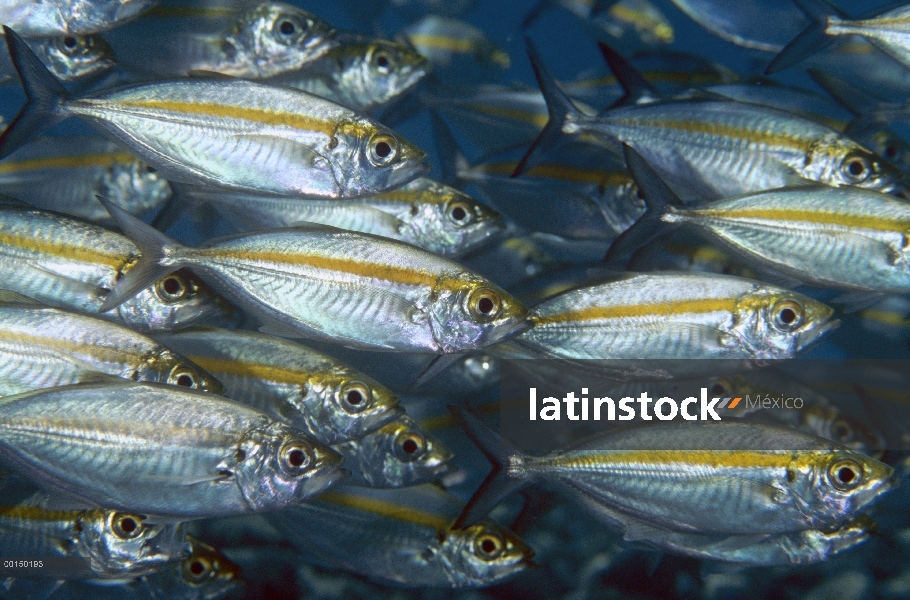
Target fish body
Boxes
[0,28,429,199]
[0,0,155,36]
[403,15,509,81]
[0,382,346,519]
[153,327,402,445]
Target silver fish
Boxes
[0,382,346,519]
[153,326,402,445]
[0,0,155,36]
[0,35,115,86]
[403,15,509,82]
[100,200,530,355]
[0,28,429,199]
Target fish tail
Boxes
[449,405,529,530]
[765,0,844,74]
[605,144,684,263]
[597,42,661,108]
[0,27,72,159]
[98,196,187,312]
[511,38,583,178]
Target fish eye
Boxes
[340,382,372,413]
[367,134,399,167]
[771,300,804,331]
[110,513,143,539]
[710,378,730,397]
[145,165,157,173]
[168,367,198,389]
[447,200,475,227]
[372,50,395,74]
[474,531,505,560]
[842,155,871,182]
[181,556,213,583]
[155,274,188,303]
[468,288,502,321]
[393,430,426,461]
[832,420,854,443]
[885,144,898,159]
[60,36,84,54]
[274,15,305,42]
[279,441,313,475]
[829,458,863,490]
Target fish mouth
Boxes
[485,318,534,347]
[795,318,840,352]
[387,158,431,190]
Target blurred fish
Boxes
[668,0,806,52]
[266,484,533,587]
[100,200,530,356]
[452,407,895,539]
[0,27,429,199]
[516,41,908,201]
[0,492,188,578]
[767,0,910,74]
[0,301,223,396]
[627,238,758,279]
[0,35,115,87]
[147,2,337,78]
[0,382,346,519]
[403,16,509,82]
[0,0,155,36]
[0,197,233,330]
[153,326,402,445]
[270,33,429,116]
[333,415,453,487]
[611,145,910,303]
[179,177,502,257]
[0,137,172,223]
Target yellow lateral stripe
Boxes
[197,249,462,291]
[0,329,134,362]
[551,449,802,470]
[111,99,363,137]
[407,34,477,54]
[696,208,908,231]
[371,189,433,204]
[620,118,814,151]
[0,232,125,269]
[480,162,633,186]
[318,490,450,533]
[184,355,307,385]
[470,104,548,127]
[860,308,910,327]
[0,505,89,521]
[0,153,137,174]
[533,297,736,325]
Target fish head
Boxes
[806,139,906,195]
[234,422,347,510]
[430,275,530,353]
[77,511,188,578]
[735,288,838,358]
[115,271,241,332]
[800,514,876,561]
[154,536,245,600]
[358,417,453,487]
[441,522,534,586]
[292,369,402,445]
[867,130,910,176]
[803,406,885,453]
[100,159,173,215]
[150,349,225,395]
[342,38,430,110]
[35,34,116,83]
[234,2,337,74]
[330,117,429,197]
[409,181,503,255]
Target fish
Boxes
[403,16,509,82]
[0,27,429,199]
[146,2,338,79]
[333,415,453,487]
[265,484,534,587]
[610,144,910,302]
[767,0,910,74]
[0,0,156,36]
[0,489,188,579]
[450,407,895,540]
[178,177,503,256]
[0,35,115,87]
[98,199,531,356]
[152,326,402,445]
[0,301,224,396]
[0,137,172,223]
[0,197,233,330]
[269,33,429,116]
[514,40,907,201]
[0,382,347,519]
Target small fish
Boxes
[0,302,223,396]
[0,27,429,199]
[403,16,509,82]
[451,407,894,539]
[611,145,910,302]
[181,177,502,256]
[150,2,337,79]
[271,33,429,116]
[0,0,156,36]
[0,492,188,578]
[265,484,533,588]
[333,415,453,488]
[99,200,530,356]
[0,382,346,519]
[0,137,172,223]
[0,35,115,86]
[153,326,402,445]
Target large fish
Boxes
[0,27,429,199]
